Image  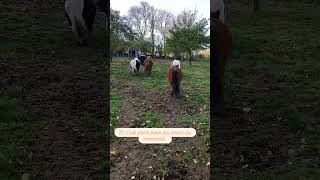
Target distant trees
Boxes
[156,9,174,57]
[111,1,209,62]
[127,1,149,40]
[166,10,209,65]
[127,1,157,56]
[110,9,136,56]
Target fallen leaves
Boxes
[110,148,118,156]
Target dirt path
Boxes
[111,61,209,179]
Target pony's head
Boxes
[171,60,181,69]
[212,10,220,20]
[134,57,140,64]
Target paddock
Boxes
[110,57,210,178]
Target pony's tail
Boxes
[172,69,180,96]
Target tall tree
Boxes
[147,5,157,56]
[167,10,209,65]
[111,9,136,56]
[127,1,150,40]
[156,10,174,57]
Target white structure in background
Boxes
[211,0,225,23]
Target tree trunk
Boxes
[163,37,166,57]
[188,50,192,66]
[151,15,155,57]
[107,0,111,63]
[253,0,260,13]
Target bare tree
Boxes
[147,5,157,56]
[175,9,198,28]
[128,1,150,40]
[156,10,174,57]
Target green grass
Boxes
[177,112,209,135]
[140,111,163,128]
[110,89,121,139]
[227,1,320,133]
[222,0,320,178]
[0,96,33,179]
[181,149,193,162]
[111,57,210,107]
[149,145,170,177]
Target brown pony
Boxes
[212,10,233,114]
[144,56,153,76]
[168,65,183,98]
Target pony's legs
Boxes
[169,86,173,96]
[215,56,227,114]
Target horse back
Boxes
[168,67,183,83]
[144,59,153,70]
[213,19,232,58]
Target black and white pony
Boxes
[129,58,141,73]
[64,0,107,46]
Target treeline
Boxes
[111,1,210,64]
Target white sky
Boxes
[110,0,210,22]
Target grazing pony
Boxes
[212,10,233,113]
[65,0,96,46]
[144,56,153,76]
[129,58,141,73]
[168,65,183,98]
[211,0,225,23]
[171,60,181,69]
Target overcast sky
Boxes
[110,0,210,21]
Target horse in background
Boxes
[168,65,183,98]
[129,57,141,73]
[211,0,225,23]
[64,0,107,46]
[144,56,153,76]
[65,0,96,46]
[171,60,181,69]
[212,10,233,114]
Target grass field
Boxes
[110,57,210,178]
[1,1,107,178]
[212,0,320,178]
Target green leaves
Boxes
[111,9,137,52]
[166,11,209,58]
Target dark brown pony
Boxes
[144,56,153,76]
[168,65,183,98]
[212,10,233,114]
